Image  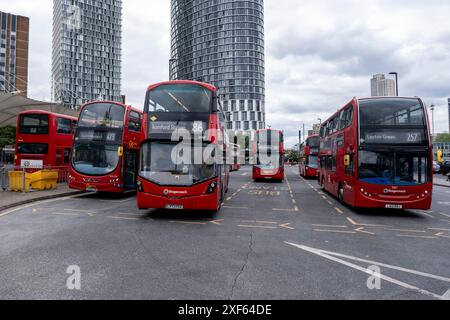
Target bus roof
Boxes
[146,80,217,93]
[19,109,78,121]
[321,96,422,126]
[80,101,143,114]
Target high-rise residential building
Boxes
[169,0,266,131]
[448,98,450,133]
[0,11,29,96]
[52,0,122,109]
[370,74,396,97]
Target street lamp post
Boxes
[389,72,399,96]
[430,104,435,138]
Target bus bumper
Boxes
[68,180,125,193]
[353,185,433,210]
[252,167,285,181]
[137,192,219,211]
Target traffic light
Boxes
[437,149,443,163]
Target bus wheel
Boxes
[338,184,344,204]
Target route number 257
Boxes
[407,133,419,142]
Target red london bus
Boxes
[15,110,77,169]
[68,101,144,193]
[230,143,242,172]
[318,97,433,210]
[252,129,285,182]
[137,80,230,211]
[299,134,320,178]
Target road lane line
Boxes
[312,224,348,228]
[169,221,207,225]
[223,206,249,210]
[396,234,438,240]
[314,229,357,234]
[335,208,344,214]
[285,242,450,300]
[52,212,81,217]
[107,216,140,221]
[428,228,450,231]
[385,228,427,233]
[238,225,277,229]
[242,220,277,224]
[439,212,450,218]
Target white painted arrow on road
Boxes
[285,242,450,300]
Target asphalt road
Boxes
[0,166,449,300]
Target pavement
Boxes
[434,174,450,188]
[0,167,449,300]
[0,184,84,212]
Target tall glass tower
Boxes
[170,0,266,131]
[52,0,122,109]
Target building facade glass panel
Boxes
[170,0,266,131]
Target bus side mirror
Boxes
[118,146,124,157]
[344,155,350,167]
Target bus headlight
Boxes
[206,182,217,194]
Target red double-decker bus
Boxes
[252,129,285,182]
[299,135,320,178]
[137,80,230,211]
[318,97,433,210]
[68,101,144,193]
[15,110,77,169]
[230,143,242,172]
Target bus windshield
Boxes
[78,103,125,129]
[19,114,49,134]
[140,141,216,186]
[147,84,212,113]
[308,155,318,169]
[307,137,320,148]
[72,143,120,176]
[358,150,430,186]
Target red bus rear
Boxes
[318,97,433,210]
[68,101,144,193]
[15,110,77,169]
[299,135,319,178]
[230,143,242,172]
[252,129,285,182]
[137,80,230,211]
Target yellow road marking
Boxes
[279,223,295,230]
[335,208,344,214]
[355,227,375,235]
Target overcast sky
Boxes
[2,0,450,146]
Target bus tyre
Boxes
[338,184,344,204]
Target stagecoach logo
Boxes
[384,188,406,194]
[163,189,188,196]
[150,116,158,122]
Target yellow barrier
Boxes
[8,170,59,192]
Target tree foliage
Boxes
[0,126,16,148]
[435,133,450,143]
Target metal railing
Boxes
[0,165,70,192]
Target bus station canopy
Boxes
[0,93,79,127]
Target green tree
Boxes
[0,126,16,148]
[285,149,299,163]
[435,133,450,143]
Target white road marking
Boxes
[335,208,344,214]
[0,195,82,218]
[396,234,438,240]
[312,224,348,228]
[241,172,248,176]
[285,242,450,300]
[314,229,356,234]
[438,212,450,218]
[238,225,277,229]
[223,206,249,210]
[107,216,140,221]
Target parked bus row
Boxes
[13,84,431,211]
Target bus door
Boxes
[124,150,138,190]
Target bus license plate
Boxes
[166,204,184,210]
[86,185,97,192]
[385,204,403,209]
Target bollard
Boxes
[22,167,26,193]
